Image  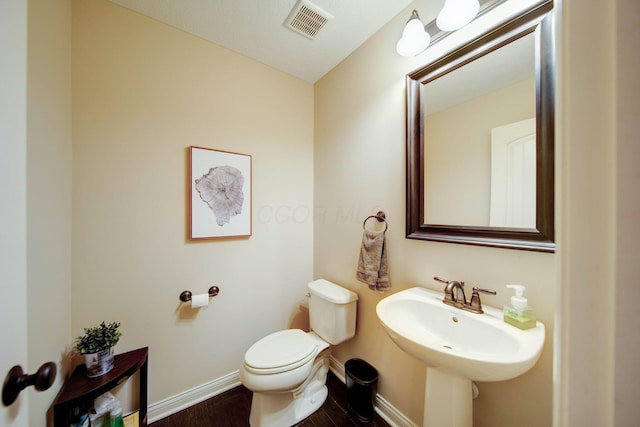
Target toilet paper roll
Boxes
[191,293,209,308]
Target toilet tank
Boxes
[307,279,358,345]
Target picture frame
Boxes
[189,146,252,240]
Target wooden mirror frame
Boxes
[406,2,555,252]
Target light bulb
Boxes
[436,0,480,32]
[396,11,431,57]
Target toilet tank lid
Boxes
[308,279,358,304]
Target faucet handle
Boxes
[468,287,497,314]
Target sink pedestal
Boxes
[424,367,472,427]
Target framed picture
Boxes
[189,146,252,239]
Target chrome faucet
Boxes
[434,277,496,314]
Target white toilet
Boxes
[240,279,358,427]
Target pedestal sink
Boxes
[376,287,544,427]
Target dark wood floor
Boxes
[149,371,391,427]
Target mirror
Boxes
[406,3,555,252]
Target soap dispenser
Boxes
[503,285,537,330]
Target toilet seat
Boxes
[244,329,318,375]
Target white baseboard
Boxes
[148,357,417,427]
[374,394,419,427]
[147,371,241,423]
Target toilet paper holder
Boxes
[180,286,220,303]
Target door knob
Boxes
[2,362,56,406]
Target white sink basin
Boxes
[376,286,545,382]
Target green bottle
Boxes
[110,407,125,427]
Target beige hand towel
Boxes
[356,228,390,292]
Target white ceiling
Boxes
[109,0,416,83]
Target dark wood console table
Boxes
[52,347,148,426]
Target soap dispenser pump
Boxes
[503,284,536,330]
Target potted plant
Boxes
[75,321,121,377]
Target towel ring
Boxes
[363,211,387,233]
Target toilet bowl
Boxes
[240,279,358,427]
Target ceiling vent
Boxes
[284,0,333,40]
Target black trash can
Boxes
[345,358,378,422]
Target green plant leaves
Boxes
[75,321,121,354]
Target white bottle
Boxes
[503,284,536,330]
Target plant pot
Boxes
[84,347,114,377]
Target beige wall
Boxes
[314,2,554,427]
[72,0,314,405]
[26,0,74,423]
[613,1,640,424]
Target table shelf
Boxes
[52,347,148,426]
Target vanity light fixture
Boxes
[396,10,431,57]
[437,0,481,31]
[397,0,485,56]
